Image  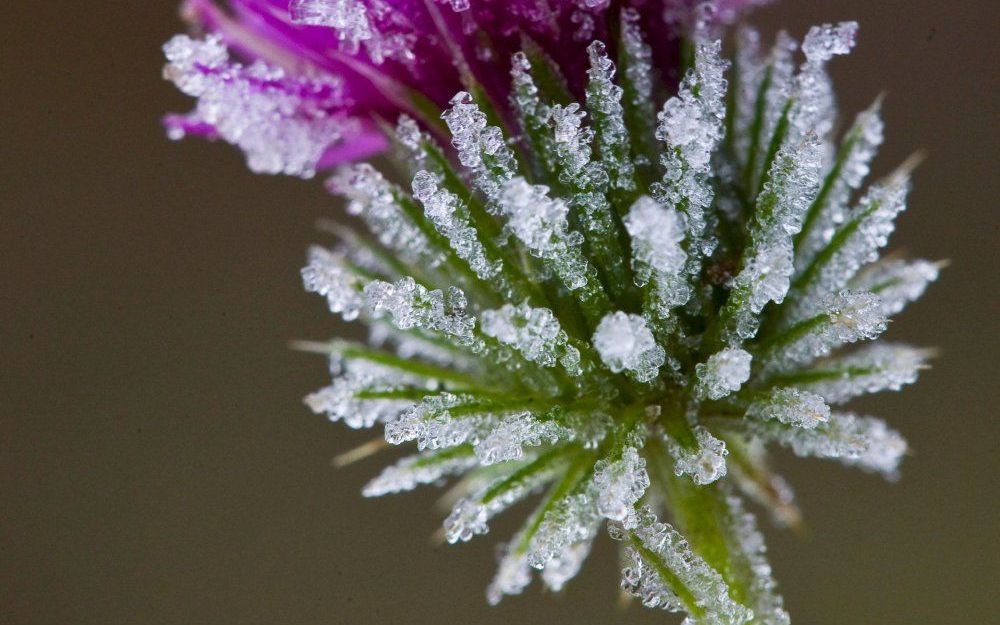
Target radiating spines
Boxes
[618,8,658,171]
[498,177,610,319]
[748,411,907,479]
[162,34,350,178]
[852,258,942,316]
[789,22,858,143]
[731,25,765,164]
[796,98,885,270]
[758,289,888,376]
[384,392,487,450]
[475,412,571,465]
[787,170,912,322]
[328,164,439,265]
[780,343,932,404]
[442,92,517,208]
[304,361,413,429]
[445,446,572,544]
[364,277,480,349]
[592,447,650,527]
[611,506,753,625]
[301,246,365,321]
[653,39,730,261]
[719,134,823,344]
[696,347,753,400]
[664,425,729,485]
[586,40,635,193]
[362,446,478,497]
[722,493,791,625]
[747,387,831,429]
[592,312,666,383]
[411,170,504,286]
[526,491,602,571]
[624,196,691,316]
[480,303,582,375]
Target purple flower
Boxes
[163,0,768,177]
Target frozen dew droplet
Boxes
[664,425,729,485]
[747,387,831,429]
[474,412,570,465]
[592,312,665,383]
[593,447,649,527]
[696,348,753,400]
[362,450,478,497]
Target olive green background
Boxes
[2,1,997,623]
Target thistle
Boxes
[164,3,940,624]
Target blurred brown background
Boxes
[2,1,997,624]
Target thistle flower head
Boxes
[166,3,940,623]
[163,0,766,176]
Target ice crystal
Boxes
[696,347,753,400]
[480,304,581,375]
[749,412,907,479]
[363,449,478,496]
[285,16,938,624]
[787,343,931,404]
[162,34,350,178]
[747,387,830,429]
[592,312,665,383]
[665,425,729,485]
[475,412,571,465]
[611,505,753,624]
[592,447,650,526]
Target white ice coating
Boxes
[586,40,634,191]
[480,303,581,375]
[724,494,791,625]
[301,246,364,321]
[444,456,558,544]
[162,34,348,178]
[364,277,479,348]
[653,39,729,260]
[790,173,911,322]
[498,177,596,293]
[764,290,888,375]
[362,451,478,497]
[619,9,655,137]
[725,135,823,342]
[526,491,601,570]
[754,31,797,180]
[328,164,438,265]
[592,447,650,527]
[789,22,858,143]
[747,387,830,429]
[750,412,907,479]
[664,425,729,485]
[696,347,753,400]
[384,393,488,450]
[442,92,517,207]
[486,545,532,605]
[611,506,753,625]
[540,539,592,592]
[304,361,413,429]
[624,196,691,311]
[474,412,570,465]
[411,170,503,283]
[289,0,416,64]
[732,26,764,165]
[796,99,885,269]
[852,258,941,316]
[592,312,665,383]
[798,343,930,404]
